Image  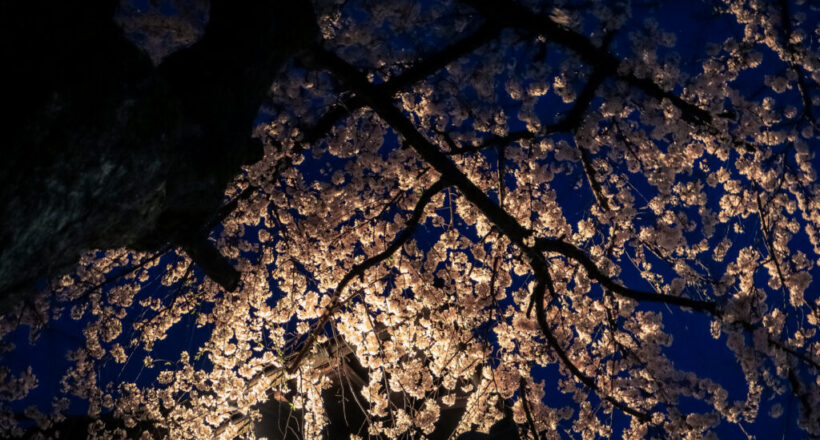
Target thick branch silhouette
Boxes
[314,46,718,314]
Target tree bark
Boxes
[0,0,317,310]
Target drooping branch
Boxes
[72,246,173,304]
[566,66,612,212]
[286,178,449,373]
[577,145,610,212]
[531,272,652,422]
[755,192,790,300]
[534,238,719,314]
[518,378,544,440]
[460,0,714,126]
[776,0,816,123]
[787,369,817,432]
[314,46,719,316]
[214,178,449,435]
[732,319,820,371]
[497,141,506,207]
[444,68,610,157]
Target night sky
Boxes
[2,0,819,439]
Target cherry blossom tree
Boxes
[1,0,819,439]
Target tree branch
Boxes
[214,178,448,435]
[445,67,610,157]
[179,236,240,292]
[787,369,816,432]
[777,0,816,123]
[755,192,790,299]
[534,238,719,314]
[286,178,449,373]
[460,0,713,126]
[314,46,720,317]
[531,272,652,422]
[303,21,502,145]
[445,130,533,156]
[378,21,503,94]
[518,378,544,440]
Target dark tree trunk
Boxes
[0,0,317,310]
